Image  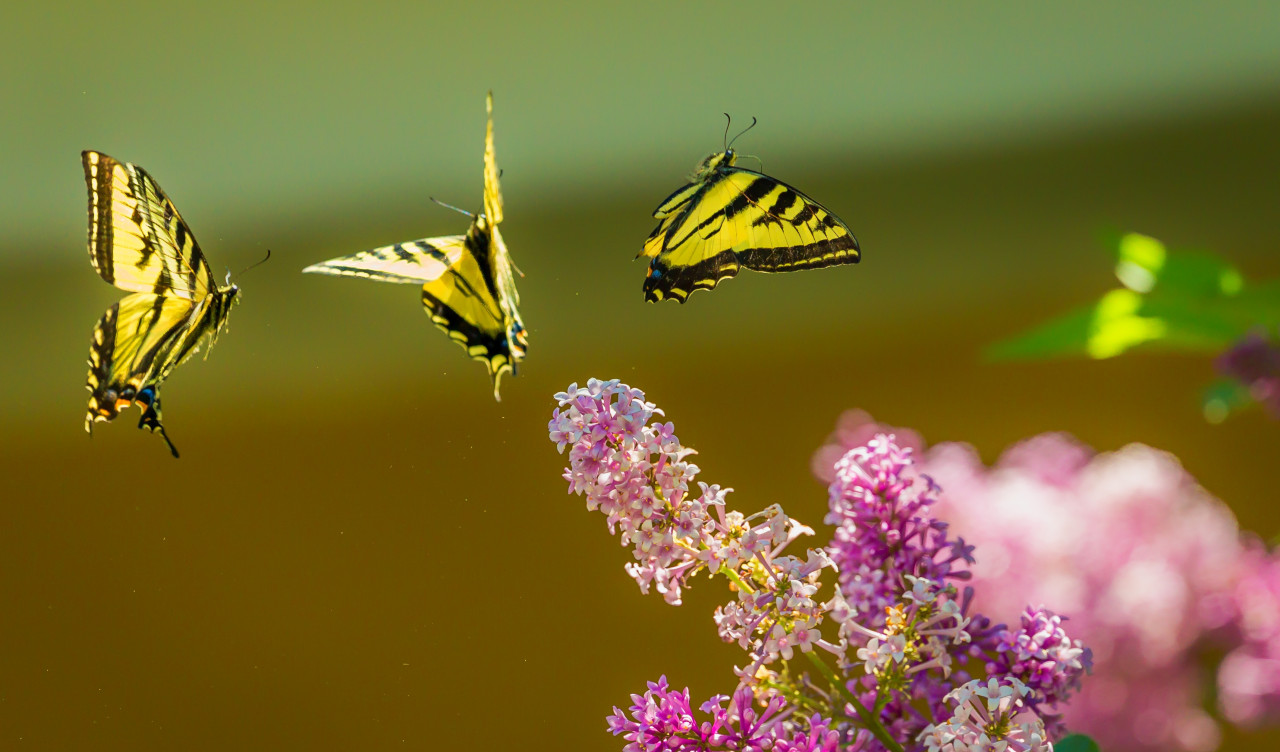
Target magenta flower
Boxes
[825,435,975,626]
[824,438,1086,745]
[607,676,849,752]
[990,606,1091,736]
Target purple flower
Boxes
[561,386,1089,752]
[825,435,975,629]
[814,410,1270,752]
[607,677,841,752]
[991,606,1091,737]
[1216,330,1280,416]
[818,437,1081,746]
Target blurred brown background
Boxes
[2,2,1279,749]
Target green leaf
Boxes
[1114,233,1166,293]
[1112,233,1243,297]
[1232,280,1280,328]
[986,304,1096,360]
[1086,289,1167,358]
[1154,251,1243,297]
[1055,734,1101,752]
[991,233,1278,362]
[986,289,1229,361]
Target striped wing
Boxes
[302,237,463,284]
[304,231,526,399]
[483,90,503,225]
[303,91,526,399]
[642,167,860,303]
[423,224,527,400]
[84,292,206,457]
[480,92,521,315]
[82,151,214,300]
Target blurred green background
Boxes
[2,2,1280,749]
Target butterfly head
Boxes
[696,114,756,180]
[692,150,737,181]
[220,269,241,297]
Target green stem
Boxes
[720,565,755,595]
[804,652,904,752]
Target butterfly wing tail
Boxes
[136,387,179,458]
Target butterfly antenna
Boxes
[723,113,732,151]
[231,248,272,282]
[431,197,475,218]
[727,117,758,150]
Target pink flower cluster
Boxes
[824,436,975,625]
[550,378,829,626]
[918,677,1053,752]
[553,381,1092,752]
[815,411,1280,752]
[823,436,1087,744]
[551,379,839,669]
[1219,545,1280,725]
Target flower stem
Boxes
[804,652,904,752]
[720,565,755,595]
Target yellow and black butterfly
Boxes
[303,91,526,400]
[81,150,239,457]
[639,117,860,303]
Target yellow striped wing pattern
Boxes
[641,150,860,303]
[81,151,238,457]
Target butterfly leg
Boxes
[136,386,180,458]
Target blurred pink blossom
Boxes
[815,411,1280,752]
[1219,544,1280,726]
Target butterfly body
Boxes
[641,145,860,303]
[81,150,237,457]
[303,92,526,399]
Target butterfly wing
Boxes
[481,91,521,311]
[476,91,526,395]
[483,90,503,226]
[642,166,860,303]
[302,237,462,284]
[84,292,207,457]
[423,225,527,400]
[302,92,526,399]
[82,150,215,300]
[304,232,525,399]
